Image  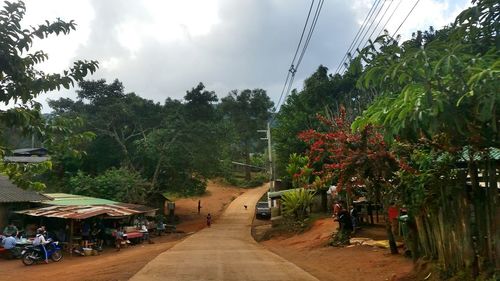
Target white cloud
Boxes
[2,0,474,112]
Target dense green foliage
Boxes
[68,168,148,203]
[0,1,98,188]
[47,80,274,200]
[281,188,316,221]
[274,0,499,278]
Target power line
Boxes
[274,0,325,113]
[339,0,398,72]
[337,0,420,74]
[375,0,403,39]
[296,0,325,69]
[333,0,381,73]
[364,0,396,48]
[346,0,388,68]
[291,0,316,66]
[392,0,421,38]
[334,0,383,74]
[275,0,316,113]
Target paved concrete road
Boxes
[130,185,318,281]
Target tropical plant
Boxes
[281,188,316,221]
[0,0,98,144]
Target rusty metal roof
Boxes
[0,175,51,203]
[16,203,156,220]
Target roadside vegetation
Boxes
[1,0,498,280]
[272,0,499,280]
[0,1,273,206]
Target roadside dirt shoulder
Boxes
[257,217,414,281]
[0,181,245,281]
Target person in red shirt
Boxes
[388,202,399,236]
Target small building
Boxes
[16,193,157,253]
[3,147,50,163]
[0,175,50,229]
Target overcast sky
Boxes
[16,0,470,112]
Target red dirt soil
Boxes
[261,218,414,281]
[0,181,245,281]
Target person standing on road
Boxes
[198,200,202,215]
[206,213,212,227]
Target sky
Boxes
[15,0,471,112]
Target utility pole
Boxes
[258,122,274,191]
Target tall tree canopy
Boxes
[220,89,274,180]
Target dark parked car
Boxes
[255,201,271,219]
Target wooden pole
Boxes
[69,219,74,256]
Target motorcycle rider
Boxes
[32,228,49,263]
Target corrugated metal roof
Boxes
[43,193,118,206]
[268,188,302,199]
[16,203,156,220]
[4,156,50,163]
[13,148,48,156]
[0,175,51,203]
[460,147,500,162]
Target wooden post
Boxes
[69,219,74,256]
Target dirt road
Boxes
[130,185,318,281]
[0,181,244,281]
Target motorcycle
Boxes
[21,240,63,266]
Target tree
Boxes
[273,65,377,186]
[351,0,499,277]
[68,168,148,203]
[299,108,403,252]
[220,89,274,180]
[49,79,163,173]
[0,1,98,136]
[0,0,98,190]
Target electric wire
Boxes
[296,0,325,69]
[274,0,325,114]
[339,0,398,72]
[345,0,388,70]
[333,0,381,73]
[275,0,316,114]
[391,0,421,38]
[334,0,383,74]
[375,0,403,39]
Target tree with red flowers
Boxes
[298,107,403,253]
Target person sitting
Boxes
[2,235,17,258]
[33,228,49,263]
[3,222,18,237]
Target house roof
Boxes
[42,193,117,206]
[16,203,156,220]
[3,156,50,163]
[0,175,51,203]
[16,192,157,219]
[12,148,48,156]
[268,188,302,199]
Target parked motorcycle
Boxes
[21,240,63,266]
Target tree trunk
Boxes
[468,158,481,278]
[320,188,327,213]
[385,215,399,254]
[487,160,500,271]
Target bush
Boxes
[68,168,148,203]
[281,188,316,220]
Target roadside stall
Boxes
[15,193,156,255]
